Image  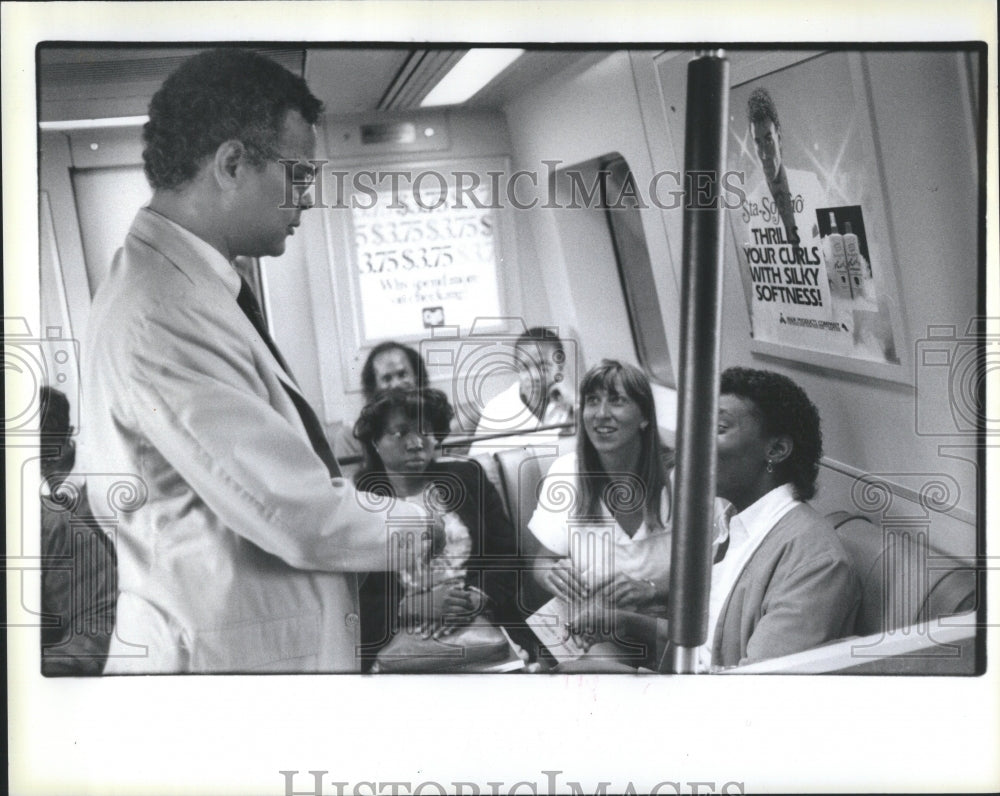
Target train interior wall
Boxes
[498,49,980,559]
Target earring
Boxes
[640,421,649,429]
[766,459,774,473]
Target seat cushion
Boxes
[495,446,559,612]
[829,511,978,636]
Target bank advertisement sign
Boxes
[351,176,503,341]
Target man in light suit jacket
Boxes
[81,49,430,673]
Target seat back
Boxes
[494,446,560,612]
[829,511,977,636]
[468,449,510,520]
[437,450,510,520]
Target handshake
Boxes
[387,507,446,573]
[387,509,487,635]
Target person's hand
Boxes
[593,573,659,610]
[398,585,449,631]
[429,585,487,638]
[537,557,588,602]
[569,603,662,662]
[567,596,617,652]
[401,583,486,636]
[397,589,430,627]
[390,507,445,586]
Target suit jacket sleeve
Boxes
[742,550,860,665]
[115,298,425,573]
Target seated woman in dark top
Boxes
[353,387,524,670]
[568,367,860,671]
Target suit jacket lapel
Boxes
[128,208,302,395]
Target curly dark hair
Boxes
[353,387,454,484]
[515,326,565,357]
[143,48,323,190]
[720,367,823,501]
[360,342,429,402]
[747,87,780,132]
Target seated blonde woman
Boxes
[530,360,673,612]
[527,360,728,665]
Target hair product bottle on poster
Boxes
[843,221,864,297]
[825,212,851,299]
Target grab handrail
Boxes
[665,51,730,673]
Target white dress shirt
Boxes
[699,482,800,670]
[154,210,241,298]
[528,453,675,596]
[468,382,572,454]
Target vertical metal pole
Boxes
[665,51,729,673]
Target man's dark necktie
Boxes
[236,279,341,478]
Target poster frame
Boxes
[727,50,914,385]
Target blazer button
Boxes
[345,612,360,627]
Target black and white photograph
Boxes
[4,1,998,794]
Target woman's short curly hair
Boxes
[142,48,323,190]
[720,367,823,501]
[353,387,454,477]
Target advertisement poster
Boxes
[728,52,901,366]
[351,177,503,340]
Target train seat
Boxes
[462,449,510,520]
[493,445,560,611]
[828,511,978,636]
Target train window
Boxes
[601,155,675,388]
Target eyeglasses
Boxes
[250,143,318,207]
[382,424,433,443]
[268,154,319,186]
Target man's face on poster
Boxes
[752,119,782,183]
